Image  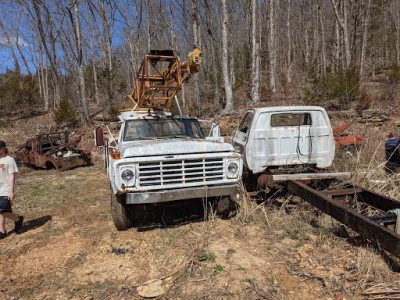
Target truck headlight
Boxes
[121,169,134,181]
[227,161,239,178]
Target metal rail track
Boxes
[285,180,400,257]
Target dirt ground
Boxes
[3,165,400,300]
[2,107,400,299]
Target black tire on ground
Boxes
[216,196,231,219]
[111,191,132,230]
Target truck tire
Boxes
[111,192,132,230]
[216,196,231,219]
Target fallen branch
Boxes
[1,242,18,254]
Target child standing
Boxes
[0,140,23,239]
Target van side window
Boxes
[238,112,254,134]
[270,113,312,127]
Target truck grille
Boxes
[138,158,224,187]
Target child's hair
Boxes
[3,147,8,155]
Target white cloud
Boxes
[0,36,28,48]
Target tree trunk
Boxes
[319,4,326,76]
[169,1,178,54]
[251,0,260,102]
[269,0,277,92]
[286,0,292,83]
[335,20,340,71]
[72,0,89,122]
[190,0,200,108]
[97,0,114,105]
[392,2,400,65]
[331,0,351,68]
[145,0,151,52]
[205,1,220,108]
[221,0,233,114]
[210,40,220,108]
[88,25,100,105]
[360,0,372,77]
[31,0,61,106]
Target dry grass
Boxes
[226,122,400,297]
[2,108,400,299]
[354,247,392,290]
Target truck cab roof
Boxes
[248,106,328,113]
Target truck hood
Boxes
[119,139,234,158]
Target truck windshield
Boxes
[123,119,204,141]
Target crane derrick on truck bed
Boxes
[129,49,202,110]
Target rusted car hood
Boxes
[119,139,234,158]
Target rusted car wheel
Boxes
[111,191,132,230]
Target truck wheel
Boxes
[111,192,132,230]
[216,196,231,219]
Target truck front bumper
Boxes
[125,184,239,204]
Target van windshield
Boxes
[123,119,204,141]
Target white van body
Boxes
[231,106,335,174]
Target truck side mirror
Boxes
[95,127,105,147]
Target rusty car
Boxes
[16,131,91,171]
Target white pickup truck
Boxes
[231,106,335,187]
[96,109,242,230]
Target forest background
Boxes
[0,0,399,123]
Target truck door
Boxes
[269,112,312,165]
[232,111,254,157]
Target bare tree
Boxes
[221,0,233,114]
[85,11,100,105]
[331,0,351,68]
[204,0,220,108]
[31,0,61,106]
[190,0,200,107]
[251,0,259,102]
[360,0,372,77]
[269,0,277,92]
[318,3,326,76]
[286,0,292,83]
[390,0,400,65]
[70,0,89,122]
[145,0,151,52]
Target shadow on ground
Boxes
[11,215,52,234]
[132,199,237,232]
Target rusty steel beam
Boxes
[285,180,400,257]
[369,214,397,226]
[321,188,363,196]
[357,187,400,212]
